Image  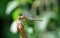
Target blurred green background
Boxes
[0,0,60,38]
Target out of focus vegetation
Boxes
[0,0,60,38]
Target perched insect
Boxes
[17,15,42,38]
[18,15,43,21]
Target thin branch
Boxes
[17,21,27,38]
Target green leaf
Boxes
[12,8,21,20]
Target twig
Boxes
[17,21,27,38]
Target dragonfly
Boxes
[18,15,43,21]
[17,15,42,38]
